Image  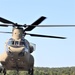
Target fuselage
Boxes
[0,28,35,71]
[0,38,35,70]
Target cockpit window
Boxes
[12,41,14,45]
[8,40,14,45]
[7,40,25,46]
[15,41,19,45]
[20,41,25,46]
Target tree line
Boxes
[0,67,75,75]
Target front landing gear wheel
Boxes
[28,68,34,75]
[3,68,6,75]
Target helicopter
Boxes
[0,16,74,75]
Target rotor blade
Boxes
[26,33,66,39]
[0,17,14,24]
[29,25,75,27]
[0,31,12,33]
[0,24,14,27]
[25,16,46,31]
[0,24,8,27]
[26,25,75,27]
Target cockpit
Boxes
[5,38,35,54]
[6,38,28,47]
[7,40,25,46]
[5,38,29,53]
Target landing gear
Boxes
[28,68,34,75]
[16,70,19,75]
[3,68,6,75]
[0,68,2,73]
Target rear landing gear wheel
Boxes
[28,68,34,75]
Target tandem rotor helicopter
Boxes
[0,16,74,75]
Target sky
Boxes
[0,0,75,68]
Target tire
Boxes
[3,68,6,75]
[28,68,34,75]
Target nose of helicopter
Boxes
[8,46,25,53]
[7,46,29,57]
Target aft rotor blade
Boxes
[26,33,66,39]
[25,16,46,31]
[0,31,12,33]
[0,17,14,24]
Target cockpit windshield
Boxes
[7,40,25,46]
[5,38,30,52]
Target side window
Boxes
[25,39,30,49]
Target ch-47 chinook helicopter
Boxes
[0,16,74,75]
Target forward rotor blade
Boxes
[25,16,46,31]
[0,24,8,27]
[0,17,14,24]
[27,25,75,27]
[0,24,14,27]
[26,33,66,39]
[41,25,75,27]
[0,31,12,33]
